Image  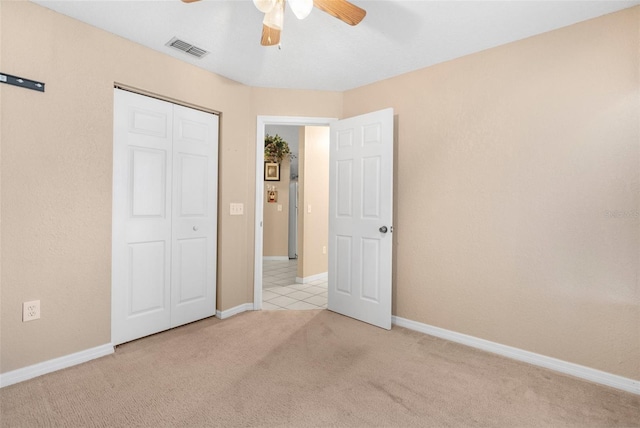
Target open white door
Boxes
[328,108,394,330]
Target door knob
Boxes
[193,226,199,231]
[379,226,388,233]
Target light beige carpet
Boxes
[1,309,638,427]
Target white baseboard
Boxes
[216,303,253,320]
[296,272,328,284]
[392,316,639,395]
[0,343,114,388]
[263,256,289,261]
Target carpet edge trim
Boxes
[0,343,114,388]
[392,316,639,395]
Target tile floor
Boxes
[262,259,327,310]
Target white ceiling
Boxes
[32,0,640,91]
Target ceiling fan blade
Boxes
[261,24,281,46]
[313,0,366,26]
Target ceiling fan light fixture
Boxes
[289,0,313,20]
[253,0,276,14]
[263,0,285,30]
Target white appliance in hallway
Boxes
[288,179,298,259]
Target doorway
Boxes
[262,125,300,262]
[262,125,330,310]
[255,109,395,329]
[254,116,336,310]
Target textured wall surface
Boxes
[343,7,640,379]
[299,127,330,279]
[0,0,250,373]
[0,2,343,374]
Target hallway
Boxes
[262,259,327,310]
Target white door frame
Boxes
[254,116,336,310]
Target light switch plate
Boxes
[230,203,244,216]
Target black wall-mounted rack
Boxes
[0,72,45,92]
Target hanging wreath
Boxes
[264,134,295,164]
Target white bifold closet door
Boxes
[112,89,218,345]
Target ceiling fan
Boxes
[181,0,366,46]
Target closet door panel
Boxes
[128,241,167,314]
[112,89,173,345]
[177,153,208,217]
[175,237,208,303]
[171,105,219,327]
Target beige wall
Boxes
[0,0,247,373]
[343,7,640,380]
[263,159,290,257]
[298,127,330,279]
[0,1,342,374]
[250,88,343,118]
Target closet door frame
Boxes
[112,87,219,345]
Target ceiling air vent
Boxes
[166,37,209,59]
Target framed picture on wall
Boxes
[264,162,280,181]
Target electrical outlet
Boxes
[322,246,327,254]
[23,300,40,322]
[277,204,282,212]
